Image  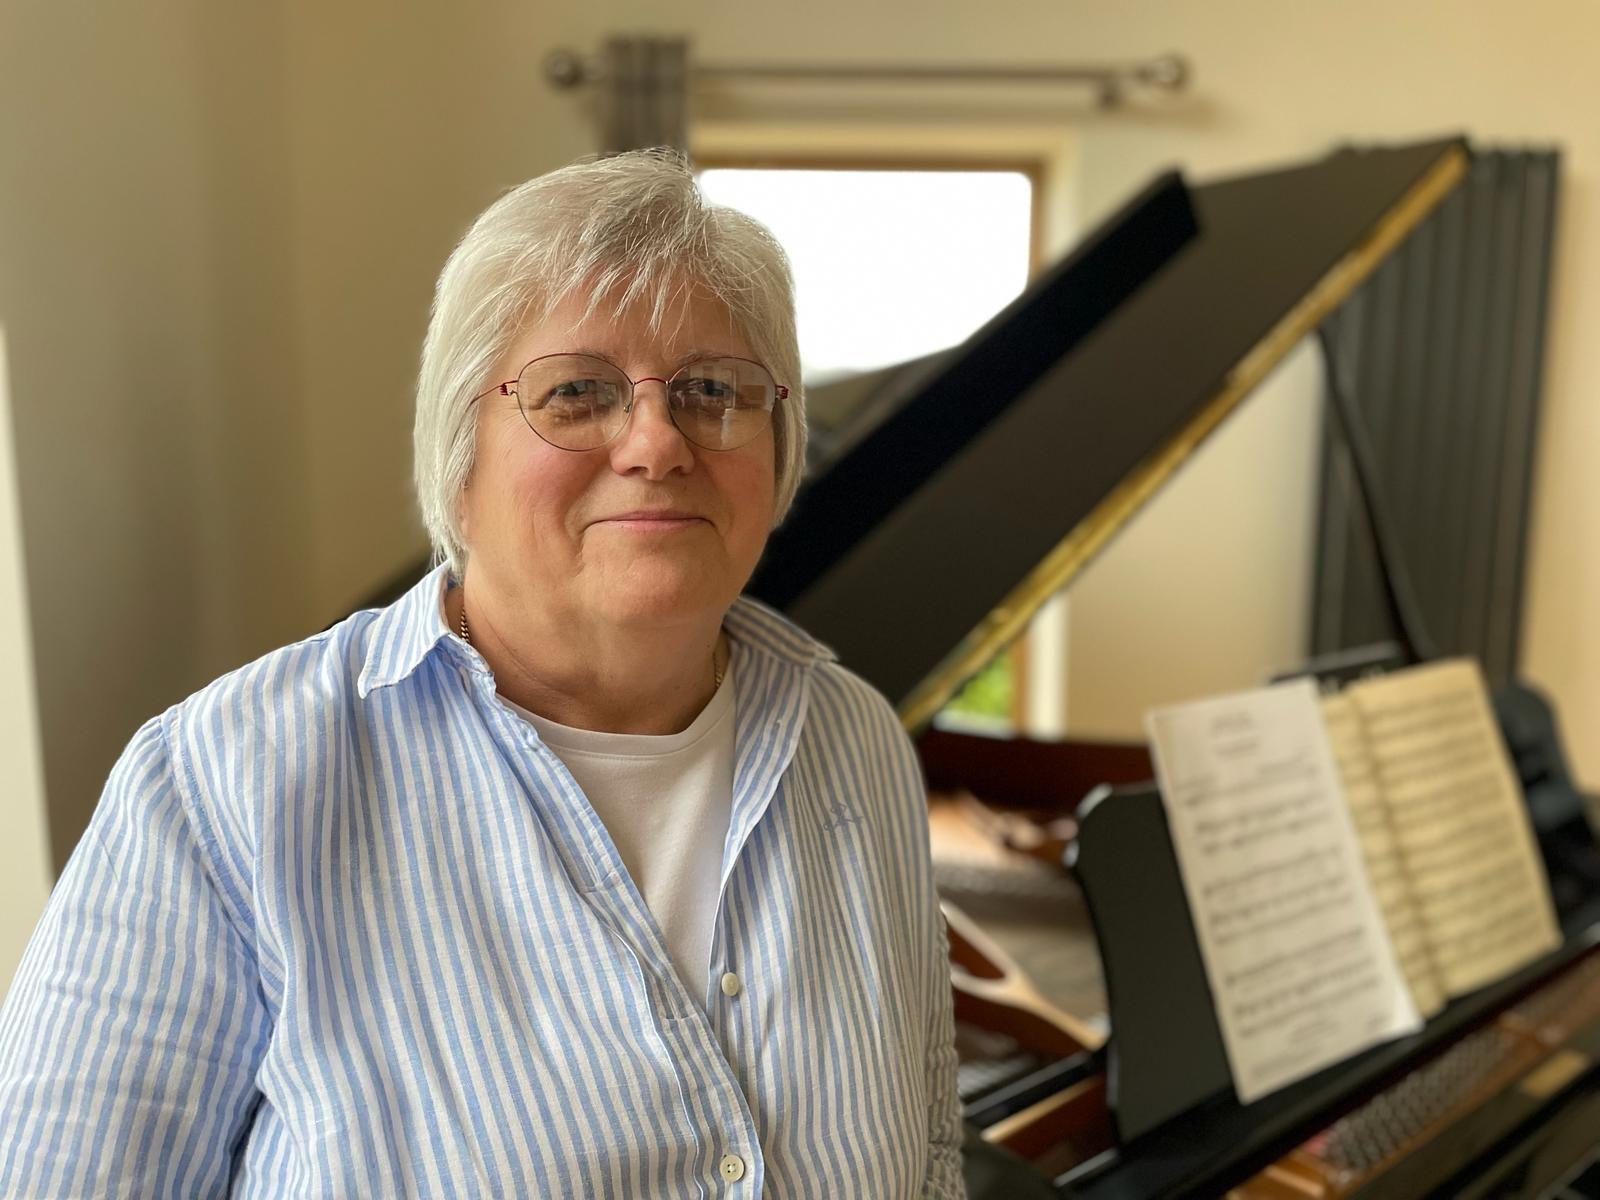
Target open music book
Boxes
[1146,658,1561,1102]
[1321,659,1562,1011]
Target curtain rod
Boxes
[545,48,1190,109]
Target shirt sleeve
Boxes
[880,709,968,1199]
[0,715,272,1198]
[921,900,968,1198]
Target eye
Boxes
[674,374,743,415]
[534,377,619,417]
[678,375,734,398]
[546,378,607,402]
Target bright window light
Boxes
[697,167,1033,382]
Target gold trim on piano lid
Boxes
[897,143,1472,734]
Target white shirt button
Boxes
[719,1152,745,1181]
[720,971,742,997]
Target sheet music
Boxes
[1321,692,1445,1017]
[1346,659,1561,996]
[1148,679,1420,1103]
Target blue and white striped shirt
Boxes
[0,565,965,1198]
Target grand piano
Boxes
[745,138,1600,1198]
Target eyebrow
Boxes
[564,348,735,367]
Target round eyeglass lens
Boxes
[667,358,777,450]
[515,355,631,450]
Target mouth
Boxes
[603,510,704,522]
[594,512,709,532]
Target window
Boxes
[697,165,1035,380]
[698,162,1037,728]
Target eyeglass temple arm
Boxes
[468,381,519,404]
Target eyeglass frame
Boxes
[469,351,791,453]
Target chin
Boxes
[600,578,729,627]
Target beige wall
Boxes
[0,2,311,882]
[0,327,52,996]
[4,1,1600,983]
[278,6,598,614]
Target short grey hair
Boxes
[413,148,807,579]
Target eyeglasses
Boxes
[473,353,789,452]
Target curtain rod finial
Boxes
[545,48,590,90]
[1137,54,1191,93]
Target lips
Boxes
[603,510,703,522]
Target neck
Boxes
[448,582,725,735]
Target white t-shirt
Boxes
[501,664,737,1002]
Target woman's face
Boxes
[459,287,778,640]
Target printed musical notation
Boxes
[1322,692,1444,1017]
[1145,659,1561,1105]
[1147,679,1420,1103]
[1344,660,1560,995]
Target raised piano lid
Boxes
[745,138,1468,733]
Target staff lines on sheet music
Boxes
[1222,926,1365,989]
[1211,878,1360,948]
[1235,967,1386,1046]
[1246,1041,1325,1087]
[1408,853,1530,902]
[1199,846,1335,898]
[1344,793,1395,832]
[1358,692,1478,738]
[1194,788,1332,855]
[1356,842,1408,878]
[1233,958,1380,1031]
[1404,840,1525,889]
[1193,786,1324,833]
[1210,861,1350,924]
[1363,849,1407,875]
[1414,858,1542,917]
[1385,775,1510,829]
[1164,754,1318,810]
[1431,895,1548,947]
[1370,875,1423,907]
[1370,741,1506,791]
[1201,817,1334,856]
[1387,926,1434,957]
[1432,906,1551,971]
[1399,808,1524,868]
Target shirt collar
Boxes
[356,561,838,699]
[355,562,457,699]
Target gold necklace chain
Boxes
[458,593,724,689]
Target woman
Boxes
[0,150,965,1197]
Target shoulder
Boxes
[802,658,925,791]
[163,607,383,755]
[78,611,391,942]
[807,659,904,739]
[724,590,917,769]
[164,565,453,752]
[146,604,413,875]
[153,591,449,841]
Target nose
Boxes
[609,379,695,477]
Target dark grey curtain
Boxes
[1310,147,1560,684]
[599,36,689,154]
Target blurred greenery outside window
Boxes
[946,651,1015,721]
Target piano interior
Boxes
[746,138,1600,1197]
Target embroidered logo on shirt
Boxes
[820,800,860,832]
